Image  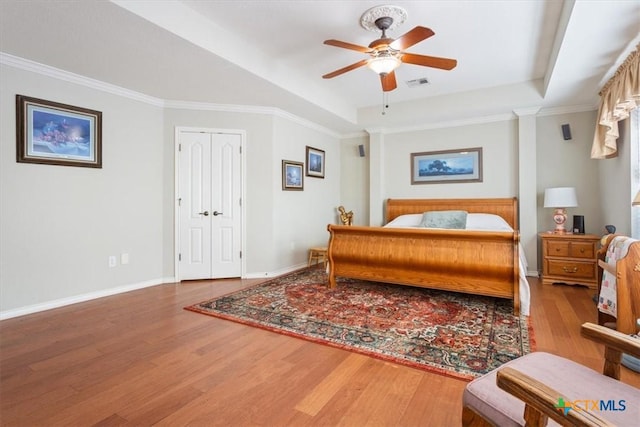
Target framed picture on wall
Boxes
[282,160,304,190]
[411,147,483,184]
[305,146,325,178]
[16,95,102,168]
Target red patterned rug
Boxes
[185,268,534,380]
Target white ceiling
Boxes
[1,1,638,135]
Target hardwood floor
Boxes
[1,275,638,426]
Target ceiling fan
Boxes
[322,11,457,92]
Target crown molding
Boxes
[365,112,517,135]
[0,52,165,107]
[2,52,598,140]
[363,103,598,135]
[513,106,542,117]
[340,131,369,140]
[538,103,597,116]
[1,52,341,139]
[164,100,341,138]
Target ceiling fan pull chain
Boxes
[381,92,389,115]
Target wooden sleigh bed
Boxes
[326,198,524,314]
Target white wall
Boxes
[163,109,342,277]
[1,65,165,315]
[339,135,370,226]
[536,111,603,235]
[1,63,343,316]
[358,111,617,273]
[379,120,518,201]
[272,116,341,270]
[597,117,633,237]
[162,107,275,275]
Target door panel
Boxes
[180,133,212,280]
[189,228,203,264]
[211,133,242,278]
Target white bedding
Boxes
[384,213,531,316]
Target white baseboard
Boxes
[244,263,308,279]
[0,277,173,320]
[1,264,541,320]
[0,267,318,321]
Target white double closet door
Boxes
[177,129,242,280]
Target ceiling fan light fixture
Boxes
[368,55,401,75]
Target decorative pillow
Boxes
[419,210,468,229]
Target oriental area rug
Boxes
[185,268,534,380]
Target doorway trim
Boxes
[174,126,247,281]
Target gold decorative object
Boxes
[338,206,353,226]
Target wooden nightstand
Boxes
[539,232,600,289]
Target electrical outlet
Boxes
[121,253,129,265]
[108,256,117,268]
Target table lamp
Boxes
[544,187,578,233]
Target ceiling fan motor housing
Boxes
[375,16,393,31]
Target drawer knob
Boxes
[563,266,578,273]
[580,248,585,253]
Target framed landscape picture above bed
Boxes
[411,147,482,184]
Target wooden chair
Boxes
[462,323,640,426]
[596,235,640,374]
[596,234,640,334]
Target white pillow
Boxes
[465,213,513,231]
[384,214,423,227]
[385,212,514,231]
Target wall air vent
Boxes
[406,77,430,87]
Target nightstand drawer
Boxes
[546,260,595,280]
[569,242,595,258]
[547,240,570,257]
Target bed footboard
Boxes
[327,225,520,313]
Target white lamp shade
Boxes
[544,187,578,208]
[633,190,640,206]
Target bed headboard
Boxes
[385,198,519,229]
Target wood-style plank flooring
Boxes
[1,273,639,426]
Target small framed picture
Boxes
[282,160,304,190]
[305,146,325,178]
[16,95,102,168]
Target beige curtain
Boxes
[591,43,640,159]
